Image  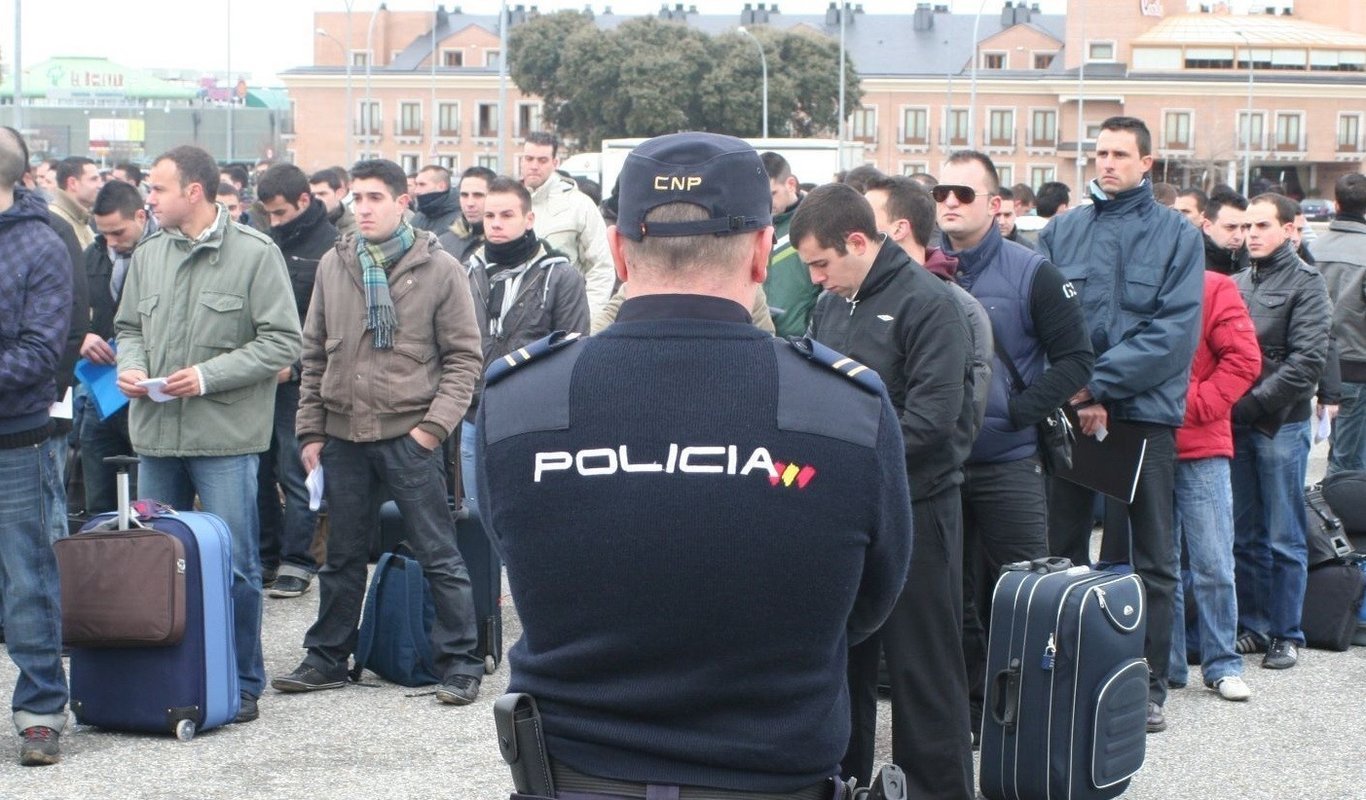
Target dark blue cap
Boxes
[616,132,773,242]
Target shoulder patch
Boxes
[782,336,885,395]
[484,330,585,387]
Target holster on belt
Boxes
[494,693,556,797]
[857,765,906,800]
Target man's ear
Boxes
[750,227,774,285]
[607,225,631,284]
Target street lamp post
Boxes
[967,0,992,151]
[838,2,846,160]
[1075,0,1086,192]
[737,27,768,139]
[364,5,382,153]
[316,28,354,167]
[1230,28,1255,195]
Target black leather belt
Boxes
[551,760,839,800]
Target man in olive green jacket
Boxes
[116,146,302,725]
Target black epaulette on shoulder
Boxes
[782,336,884,394]
[484,330,584,387]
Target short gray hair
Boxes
[0,128,28,189]
[621,203,757,277]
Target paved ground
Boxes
[2,442,1362,799]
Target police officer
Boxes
[478,132,914,799]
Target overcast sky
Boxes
[2,0,1250,86]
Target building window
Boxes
[350,50,370,68]
[1088,41,1115,62]
[1338,113,1362,151]
[437,102,461,138]
[1184,47,1234,69]
[901,107,928,145]
[1030,109,1056,146]
[355,100,381,136]
[996,164,1014,188]
[988,109,1015,147]
[900,162,929,177]
[477,154,499,170]
[398,102,422,137]
[947,109,969,146]
[485,50,502,68]
[283,100,297,136]
[1033,52,1056,70]
[982,52,1006,70]
[442,50,464,67]
[850,106,878,143]
[437,155,459,171]
[1237,110,1266,150]
[1164,110,1192,149]
[517,103,543,137]
[399,153,420,174]
[1029,165,1055,188]
[477,103,499,139]
[1274,113,1303,151]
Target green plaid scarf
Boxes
[355,222,416,349]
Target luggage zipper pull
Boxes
[1041,633,1056,671]
[1096,587,1108,609]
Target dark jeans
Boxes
[960,456,1048,733]
[78,405,135,514]
[1048,423,1178,706]
[303,434,483,680]
[258,381,317,576]
[844,487,973,800]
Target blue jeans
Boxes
[138,453,266,698]
[1232,420,1311,644]
[460,419,479,522]
[78,406,135,515]
[1169,457,1242,685]
[1327,381,1365,476]
[0,437,69,733]
[258,382,317,577]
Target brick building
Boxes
[282,0,1366,197]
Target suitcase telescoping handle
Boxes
[105,455,140,531]
[990,657,1023,733]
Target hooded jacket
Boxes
[114,207,303,456]
[1176,272,1261,460]
[411,188,462,235]
[1039,179,1204,427]
[437,215,485,266]
[1203,232,1249,276]
[529,173,616,316]
[1231,240,1332,433]
[268,197,338,324]
[0,189,72,440]
[808,239,974,500]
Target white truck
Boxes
[562,137,866,195]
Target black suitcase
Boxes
[1305,484,1354,568]
[377,500,503,674]
[1301,556,1366,652]
[980,558,1148,800]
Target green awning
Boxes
[16,57,198,101]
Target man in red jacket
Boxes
[1169,232,1261,700]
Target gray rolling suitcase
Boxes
[980,557,1148,800]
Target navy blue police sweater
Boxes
[477,294,913,792]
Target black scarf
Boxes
[416,189,458,218]
[484,230,539,267]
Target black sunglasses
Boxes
[931,185,979,204]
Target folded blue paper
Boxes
[75,357,129,420]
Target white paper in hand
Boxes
[1316,412,1332,444]
[136,378,176,403]
[306,466,325,511]
[1093,423,1109,443]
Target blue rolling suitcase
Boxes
[68,459,239,740]
[980,557,1148,800]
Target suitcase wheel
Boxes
[484,654,497,675]
[175,719,196,742]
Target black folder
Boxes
[1053,406,1148,504]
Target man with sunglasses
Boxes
[933,152,1094,746]
[1037,116,1204,734]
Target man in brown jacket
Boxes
[275,158,487,705]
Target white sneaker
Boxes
[1212,675,1251,701]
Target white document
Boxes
[136,377,176,403]
[50,387,74,420]
[306,466,325,511]
[1316,412,1333,444]
[1092,422,1108,443]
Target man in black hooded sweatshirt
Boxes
[411,165,462,235]
[256,163,338,597]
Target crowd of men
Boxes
[0,114,1361,800]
